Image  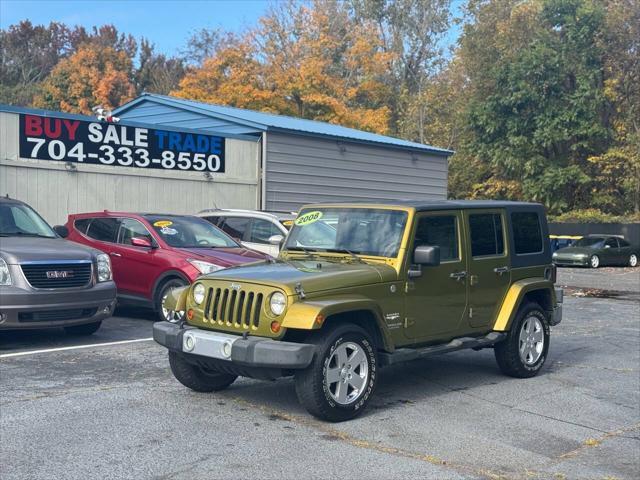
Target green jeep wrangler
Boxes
[154,201,562,422]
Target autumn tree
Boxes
[136,39,186,95]
[174,0,393,133]
[35,45,136,114]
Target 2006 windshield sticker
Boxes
[19,114,225,173]
[295,211,323,226]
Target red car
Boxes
[60,211,267,321]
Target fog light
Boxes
[221,341,232,358]
[270,321,281,333]
[184,334,195,352]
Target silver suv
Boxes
[0,197,117,334]
[197,209,294,257]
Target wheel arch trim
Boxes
[492,278,556,332]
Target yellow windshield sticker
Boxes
[295,211,323,226]
[154,220,173,228]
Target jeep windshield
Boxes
[284,208,408,258]
[145,215,239,248]
[0,202,57,238]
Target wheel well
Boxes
[522,289,552,313]
[321,310,386,351]
[153,273,189,309]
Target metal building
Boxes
[1,96,452,225]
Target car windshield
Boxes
[573,237,605,248]
[0,202,57,238]
[284,208,408,257]
[145,215,238,248]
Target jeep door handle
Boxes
[493,266,510,275]
[449,271,467,281]
[109,252,122,257]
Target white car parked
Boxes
[196,209,295,257]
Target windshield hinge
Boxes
[295,282,306,299]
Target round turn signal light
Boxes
[270,321,281,333]
[187,309,194,320]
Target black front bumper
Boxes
[153,321,316,370]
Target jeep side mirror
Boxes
[131,237,153,248]
[414,245,440,266]
[53,225,69,238]
[268,234,284,246]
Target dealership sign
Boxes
[19,114,225,173]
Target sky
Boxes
[1,0,463,57]
[0,0,271,56]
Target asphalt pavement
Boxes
[1,271,639,480]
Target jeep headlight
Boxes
[193,283,206,305]
[270,292,286,316]
[0,258,11,286]
[96,253,112,282]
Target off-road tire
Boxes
[589,254,600,268]
[156,278,187,323]
[295,324,377,422]
[494,302,550,378]
[64,321,102,336]
[629,254,638,267]
[168,351,237,392]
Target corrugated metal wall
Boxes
[264,132,448,212]
[0,111,260,225]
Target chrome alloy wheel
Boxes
[590,255,600,268]
[630,254,638,267]
[519,316,545,365]
[162,293,184,323]
[325,342,369,405]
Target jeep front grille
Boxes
[204,287,264,330]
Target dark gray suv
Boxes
[0,197,116,334]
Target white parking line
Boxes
[0,337,154,358]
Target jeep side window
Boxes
[469,213,504,257]
[86,217,120,243]
[414,215,459,261]
[511,212,543,254]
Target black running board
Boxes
[379,332,507,367]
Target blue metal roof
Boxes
[115,93,453,156]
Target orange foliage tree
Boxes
[35,45,135,114]
[174,1,393,133]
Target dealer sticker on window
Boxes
[295,211,323,226]
[154,220,173,228]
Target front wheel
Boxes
[629,254,638,267]
[494,303,550,378]
[156,278,187,323]
[168,351,237,392]
[590,255,600,268]
[295,324,377,422]
[64,321,102,336]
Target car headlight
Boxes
[188,259,224,275]
[0,258,11,286]
[193,283,206,305]
[269,292,286,316]
[96,253,112,282]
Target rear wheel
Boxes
[629,254,638,267]
[589,254,600,268]
[168,351,237,392]
[64,321,102,336]
[156,278,187,322]
[295,324,377,422]
[494,303,549,378]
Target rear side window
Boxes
[469,213,504,257]
[86,218,120,243]
[249,219,281,244]
[414,215,459,261]
[219,217,250,240]
[619,238,630,247]
[74,218,91,234]
[202,216,223,226]
[604,237,619,248]
[512,212,543,254]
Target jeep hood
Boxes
[0,236,98,264]
[199,259,398,295]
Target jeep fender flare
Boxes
[281,295,394,352]
[492,278,556,331]
[162,284,190,312]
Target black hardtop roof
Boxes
[305,200,544,212]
